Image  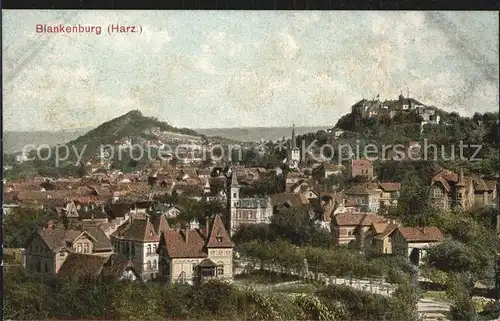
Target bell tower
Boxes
[288,124,301,169]
[228,171,240,234]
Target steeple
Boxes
[291,123,297,149]
[231,171,240,188]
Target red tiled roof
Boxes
[206,214,234,248]
[351,159,372,167]
[160,214,233,259]
[269,193,306,207]
[333,213,385,226]
[432,169,459,183]
[162,229,207,258]
[111,217,159,242]
[378,182,401,192]
[395,226,444,242]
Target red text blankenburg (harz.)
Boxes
[36,24,102,35]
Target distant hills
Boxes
[4,129,89,154]
[4,110,204,156]
[195,126,330,143]
[4,111,328,154]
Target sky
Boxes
[2,10,499,132]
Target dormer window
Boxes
[216,235,223,243]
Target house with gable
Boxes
[365,221,401,254]
[24,222,113,274]
[430,168,497,210]
[110,215,161,281]
[157,214,234,285]
[343,186,381,213]
[390,226,444,265]
[349,159,374,180]
[331,212,388,246]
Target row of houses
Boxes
[23,205,235,285]
[330,212,444,265]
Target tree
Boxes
[232,223,274,244]
[425,239,482,277]
[446,274,478,321]
[385,281,420,321]
[190,279,238,318]
[270,207,311,245]
[396,171,436,226]
[4,207,59,248]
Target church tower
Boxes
[288,124,301,169]
[228,171,240,234]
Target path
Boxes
[236,259,450,320]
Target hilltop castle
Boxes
[352,92,440,124]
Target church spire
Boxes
[231,171,240,188]
[291,123,297,149]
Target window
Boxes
[192,263,197,272]
[347,230,353,236]
[217,263,224,275]
[153,245,157,254]
[83,243,89,254]
[147,261,152,270]
[216,236,223,243]
[45,262,49,272]
[152,260,157,269]
[77,244,82,253]
[37,260,42,272]
[432,188,443,198]
[147,245,151,254]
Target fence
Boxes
[236,258,397,296]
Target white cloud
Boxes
[2,11,498,130]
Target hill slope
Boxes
[295,107,499,176]
[65,110,203,159]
